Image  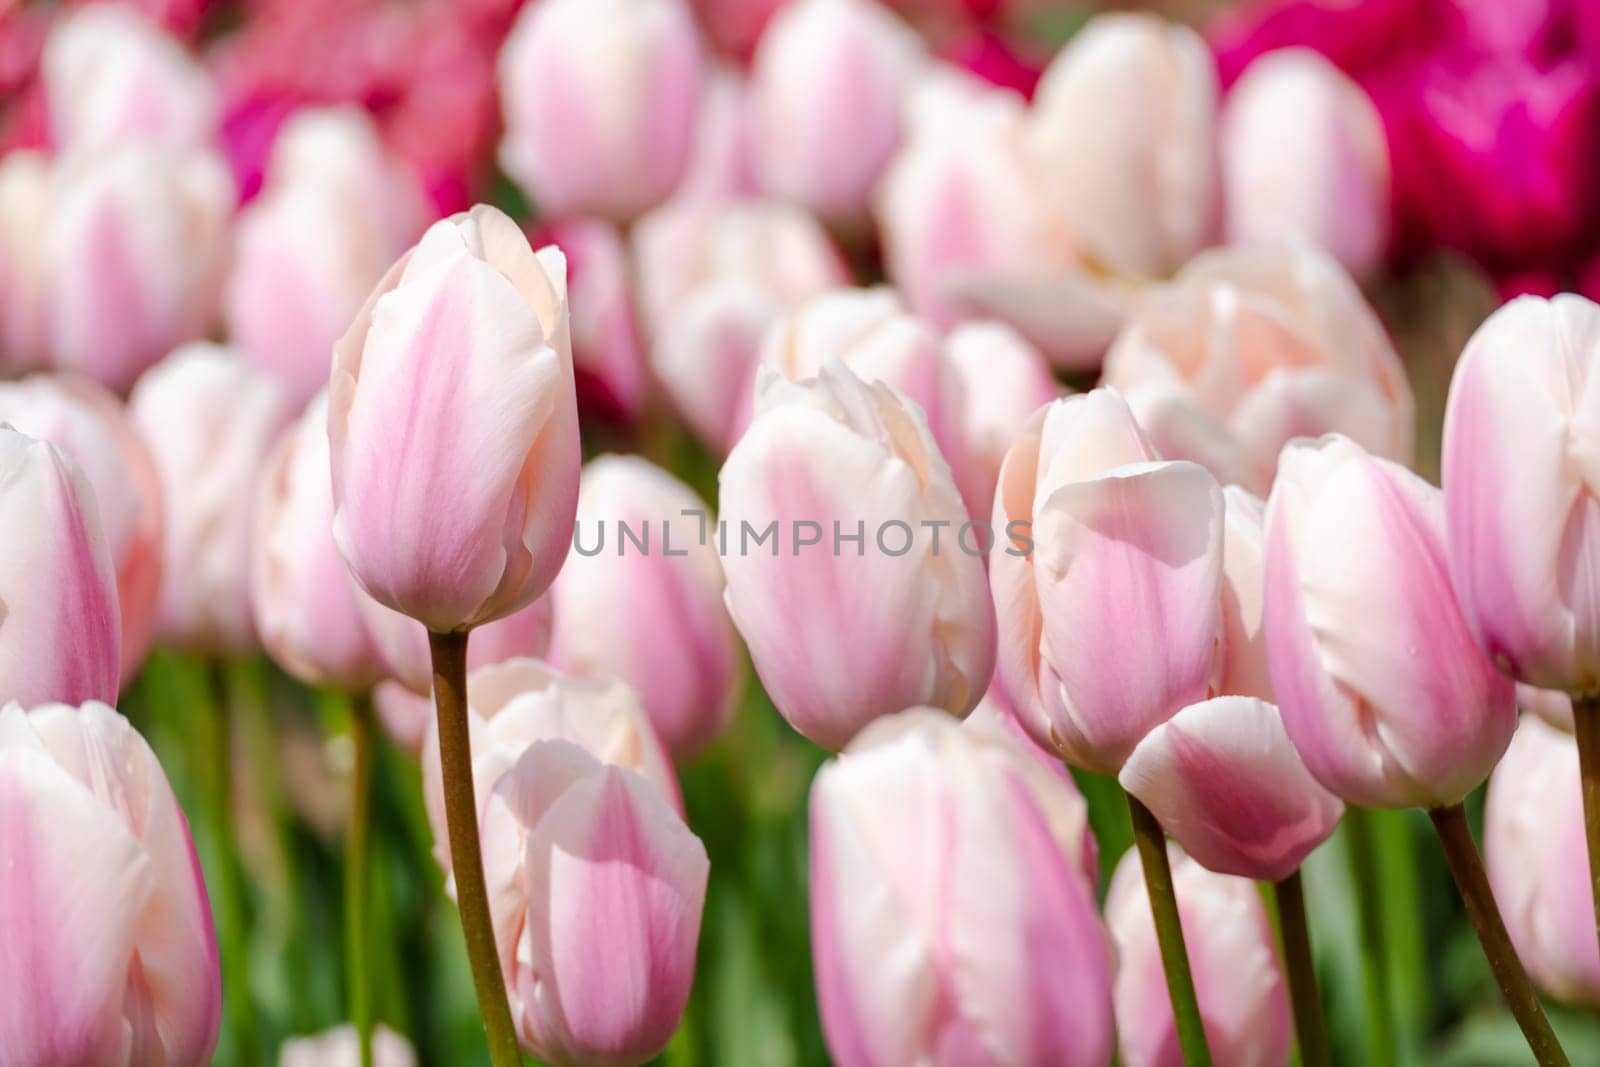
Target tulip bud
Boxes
[0,428,120,708]
[0,700,220,1066]
[362,596,554,699]
[0,375,162,688]
[1222,49,1390,278]
[673,68,760,205]
[47,145,234,392]
[990,389,1225,773]
[497,0,705,220]
[0,150,50,375]
[719,362,996,750]
[130,343,287,656]
[280,1024,416,1067]
[531,218,646,421]
[752,0,925,224]
[809,709,1113,1066]
[1264,434,1516,808]
[1486,715,1600,1006]
[329,205,581,634]
[1027,14,1218,280]
[482,739,708,1064]
[548,457,743,761]
[1106,844,1291,1067]
[1443,294,1600,694]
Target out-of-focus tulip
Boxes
[942,28,1046,99]
[1121,696,1344,881]
[47,145,234,393]
[497,0,704,221]
[0,150,50,374]
[362,596,554,699]
[1265,434,1516,808]
[1486,714,1600,1007]
[481,739,707,1065]
[548,457,743,761]
[1106,843,1291,1067]
[329,205,580,634]
[279,1024,417,1067]
[0,375,162,687]
[751,0,925,225]
[1443,293,1600,695]
[1218,486,1273,702]
[719,362,996,750]
[226,108,426,409]
[1102,243,1413,493]
[41,4,217,152]
[809,709,1113,1067]
[673,68,760,205]
[1028,14,1218,281]
[531,218,646,421]
[1222,49,1390,278]
[0,700,220,1066]
[374,680,433,757]
[990,389,1225,773]
[690,0,790,63]
[1521,683,1575,732]
[0,428,120,708]
[130,343,286,656]
[252,392,385,692]
[422,658,680,877]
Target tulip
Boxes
[1102,243,1414,493]
[46,145,234,393]
[362,596,554,699]
[809,709,1113,1066]
[0,428,120,708]
[751,0,925,224]
[329,204,581,634]
[1264,434,1516,808]
[1106,844,1291,1067]
[280,1024,416,1067]
[548,456,743,761]
[0,150,50,375]
[672,68,760,205]
[251,392,385,692]
[225,108,426,409]
[0,700,220,1066]
[1521,683,1575,732]
[1486,715,1600,1007]
[531,218,646,421]
[719,361,996,750]
[1027,14,1218,280]
[497,0,704,221]
[1218,486,1274,702]
[374,680,433,756]
[689,0,789,62]
[481,739,708,1065]
[990,388,1225,773]
[1222,49,1390,278]
[130,343,287,656]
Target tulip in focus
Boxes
[809,709,1113,1066]
[329,205,580,634]
[531,218,646,421]
[719,362,996,750]
[0,150,50,374]
[0,700,220,1066]
[481,739,708,1065]
[1264,434,1516,808]
[279,1024,416,1067]
[1106,844,1291,1067]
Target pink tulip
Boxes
[1218,486,1274,702]
[279,1024,416,1067]
[751,0,925,225]
[1520,683,1575,732]
[548,457,743,761]
[481,739,707,1064]
[1106,843,1291,1067]
[46,144,234,393]
[671,68,760,206]
[0,374,163,688]
[1222,49,1390,278]
[719,362,996,750]
[374,680,433,757]
[1486,714,1600,1007]
[531,218,646,422]
[130,343,287,656]
[1442,293,1600,695]
[0,427,120,708]
[329,205,581,634]
[689,0,790,63]
[1102,243,1414,493]
[1121,696,1344,881]
[809,709,1113,1067]
[0,150,50,374]
[497,0,704,221]
[990,388,1225,773]
[0,700,220,1066]
[226,108,426,409]
[362,596,554,699]
[1264,434,1516,808]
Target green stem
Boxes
[1428,803,1569,1066]
[1344,807,1397,1067]
[1571,695,1600,966]
[205,663,258,1067]
[1273,869,1330,1067]
[429,630,522,1067]
[345,692,376,1067]
[1127,794,1213,1066]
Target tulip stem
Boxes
[345,692,376,1067]
[1571,696,1600,964]
[1428,803,1569,1066]
[1273,869,1330,1067]
[1344,807,1397,1067]
[1127,794,1213,1067]
[429,630,522,1067]
[204,663,259,1067]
